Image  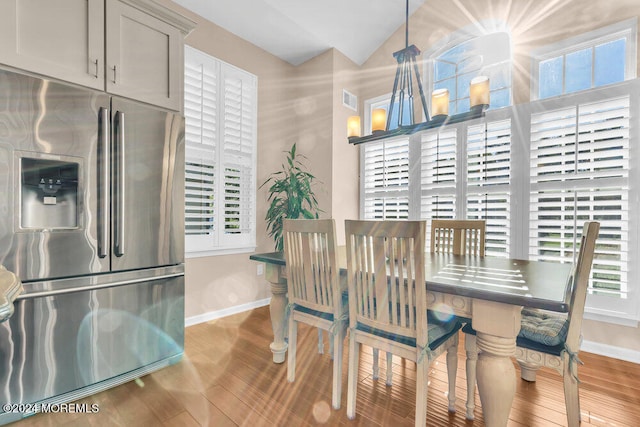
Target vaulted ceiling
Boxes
[173,0,425,66]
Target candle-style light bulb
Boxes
[371,108,386,133]
[347,116,361,138]
[470,76,490,112]
[431,88,449,117]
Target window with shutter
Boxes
[361,137,409,220]
[530,95,630,301]
[184,46,257,256]
[466,119,511,257]
[419,128,457,242]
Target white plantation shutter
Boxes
[466,119,511,257]
[184,47,257,254]
[362,138,409,219]
[530,95,630,298]
[221,67,256,246]
[184,47,218,251]
[185,149,216,250]
[419,129,457,242]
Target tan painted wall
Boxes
[331,51,360,246]
[292,50,334,221]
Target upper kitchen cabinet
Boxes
[106,0,194,110]
[0,0,106,91]
[0,0,195,111]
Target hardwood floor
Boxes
[11,306,640,426]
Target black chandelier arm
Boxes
[386,58,403,131]
[411,55,430,122]
[405,58,415,125]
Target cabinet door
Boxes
[106,0,182,111]
[0,0,104,90]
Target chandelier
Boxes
[348,0,490,145]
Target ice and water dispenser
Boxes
[20,157,79,229]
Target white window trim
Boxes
[184,46,258,257]
[530,18,638,100]
[185,246,256,259]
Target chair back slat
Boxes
[565,221,600,350]
[431,219,486,256]
[283,219,341,315]
[346,220,427,344]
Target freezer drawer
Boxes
[0,272,184,415]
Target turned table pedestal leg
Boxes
[265,264,288,364]
[472,300,522,427]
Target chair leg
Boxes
[318,328,324,355]
[415,353,429,427]
[331,327,345,409]
[287,318,297,383]
[386,352,393,386]
[464,334,478,420]
[346,335,359,420]
[329,334,335,360]
[372,348,380,380]
[446,339,458,413]
[563,356,581,427]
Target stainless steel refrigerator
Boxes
[0,68,185,424]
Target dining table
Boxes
[250,248,573,427]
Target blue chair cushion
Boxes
[355,314,462,351]
[462,309,568,349]
[293,291,349,322]
[516,335,564,357]
[519,308,568,347]
[462,323,564,356]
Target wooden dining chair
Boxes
[464,221,600,426]
[283,218,347,410]
[430,218,486,420]
[345,220,462,427]
[431,219,486,256]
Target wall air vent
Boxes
[343,89,357,111]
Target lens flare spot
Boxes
[312,400,331,424]
[430,303,455,322]
[227,292,238,304]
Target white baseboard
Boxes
[185,298,271,327]
[581,340,640,364]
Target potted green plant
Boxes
[260,143,322,251]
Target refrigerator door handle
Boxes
[17,272,183,300]
[98,107,110,258]
[114,111,125,257]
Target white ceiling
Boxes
[173,0,425,66]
